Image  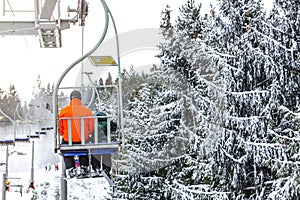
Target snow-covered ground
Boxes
[0,127,111,199]
[5,166,111,199]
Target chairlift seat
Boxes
[58,141,119,155]
[41,126,53,130]
[35,131,47,135]
[0,140,14,145]
[15,138,30,143]
[27,135,40,138]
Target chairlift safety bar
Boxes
[56,115,120,152]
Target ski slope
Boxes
[5,166,111,199]
[0,127,111,199]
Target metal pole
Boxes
[106,7,124,145]
[2,0,5,16]
[2,146,9,200]
[81,26,84,88]
[2,145,8,200]
[61,160,67,200]
[2,173,6,200]
[28,141,35,189]
[57,0,61,28]
[26,108,29,137]
[5,146,8,178]
[13,102,20,144]
[31,141,34,182]
[34,0,39,25]
[13,106,17,144]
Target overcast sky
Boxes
[0,0,273,103]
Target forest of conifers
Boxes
[113,0,300,199]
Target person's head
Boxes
[70,90,81,100]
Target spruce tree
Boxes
[259,0,300,198]
[113,70,184,199]
[206,0,279,198]
[158,1,221,199]
[0,84,22,123]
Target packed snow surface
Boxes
[0,127,111,199]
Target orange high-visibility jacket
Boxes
[58,98,94,142]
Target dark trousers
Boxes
[64,156,89,169]
[91,154,112,176]
[61,140,89,169]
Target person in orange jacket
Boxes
[59,90,94,143]
[58,90,94,171]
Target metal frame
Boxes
[53,0,123,152]
[0,0,82,47]
[51,1,123,199]
[56,115,120,152]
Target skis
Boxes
[65,167,104,180]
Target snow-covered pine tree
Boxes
[93,72,118,116]
[160,4,172,32]
[177,0,203,40]
[159,2,199,87]
[0,84,22,122]
[112,0,300,199]
[267,0,300,109]
[205,0,283,198]
[158,2,223,199]
[113,71,185,199]
[111,68,147,199]
[258,0,300,198]
[121,66,148,102]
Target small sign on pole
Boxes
[89,56,117,66]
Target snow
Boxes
[4,167,111,200]
[0,128,111,199]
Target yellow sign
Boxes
[89,56,117,66]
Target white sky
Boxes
[0,0,273,103]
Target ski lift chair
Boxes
[55,113,120,178]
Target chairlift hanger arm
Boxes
[0,0,88,47]
[39,0,57,20]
